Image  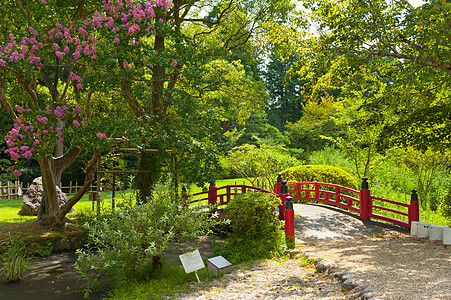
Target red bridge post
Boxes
[208,182,217,205]
[274,173,282,194]
[359,177,370,220]
[285,196,295,248]
[279,180,288,220]
[409,189,420,227]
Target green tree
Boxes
[388,147,450,210]
[264,53,305,132]
[224,143,299,188]
[290,0,450,151]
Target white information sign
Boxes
[179,249,205,274]
[207,256,232,269]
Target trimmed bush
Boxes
[220,192,282,264]
[281,164,358,189]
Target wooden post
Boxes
[97,155,101,214]
[274,173,282,194]
[285,196,295,248]
[279,180,289,220]
[359,177,370,221]
[314,183,320,200]
[7,181,11,200]
[69,181,73,195]
[409,189,420,227]
[208,182,217,205]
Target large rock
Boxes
[18,177,74,216]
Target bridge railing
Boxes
[184,175,420,229]
[187,184,277,207]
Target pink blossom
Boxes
[96,133,107,139]
[53,43,60,50]
[73,120,81,127]
[79,27,89,37]
[40,0,48,4]
[23,150,33,158]
[15,105,24,114]
[13,169,21,177]
[171,60,177,67]
[33,140,40,146]
[43,129,48,135]
[123,61,130,68]
[76,83,83,90]
[73,50,80,60]
[55,51,65,58]
[6,140,15,147]
[10,151,20,161]
[113,38,120,44]
[64,46,70,54]
[59,138,64,143]
[0,59,5,67]
[37,115,49,124]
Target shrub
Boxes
[75,180,213,293]
[281,164,358,189]
[439,194,451,221]
[220,192,282,264]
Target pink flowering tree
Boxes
[0,0,116,223]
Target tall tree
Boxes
[264,52,305,132]
[288,0,450,151]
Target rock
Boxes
[316,259,333,272]
[18,177,74,216]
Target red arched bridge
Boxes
[186,174,420,229]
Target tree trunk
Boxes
[38,157,59,216]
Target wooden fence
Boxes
[0,181,96,200]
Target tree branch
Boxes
[53,147,82,179]
[56,150,101,223]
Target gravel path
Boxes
[169,256,349,299]
[303,232,451,300]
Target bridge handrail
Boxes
[184,177,420,229]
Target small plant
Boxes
[219,192,283,264]
[75,178,213,293]
[0,233,30,282]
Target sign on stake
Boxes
[179,249,205,283]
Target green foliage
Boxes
[264,53,305,132]
[221,192,282,264]
[0,233,30,282]
[235,112,289,146]
[288,0,451,151]
[387,147,450,210]
[439,194,451,221]
[282,164,358,189]
[75,180,213,293]
[285,93,338,155]
[107,263,210,300]
[224,144,300,188]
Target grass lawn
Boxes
[0,178,254,224]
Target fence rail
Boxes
[0,180,96,200]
